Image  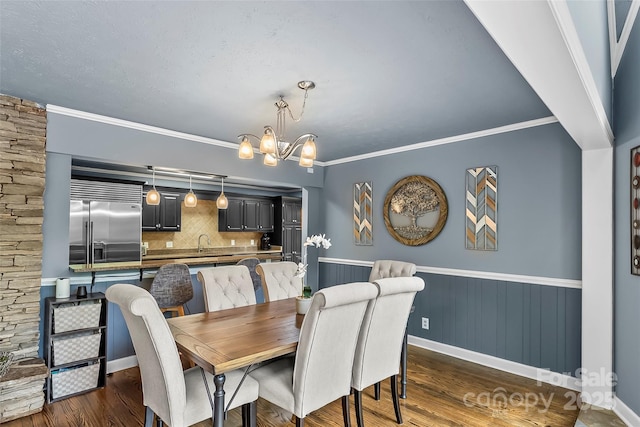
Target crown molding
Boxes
[547,0,614,144]
[46,104,328,167]
[323,116,558,166]
[609,0,640,78]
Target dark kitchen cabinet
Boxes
[283,200,302,225]
[219,198,244,231]
[243,200,274,232]
[219,197,274,232]
[283,224,303,264]
[273,197,302,263]
[142,191,181,231]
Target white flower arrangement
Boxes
[296,234,331,297]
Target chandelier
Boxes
[238,81,318,167]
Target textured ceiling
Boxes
[0,1,551,163]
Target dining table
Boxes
[167,296,411,427]
[167,297,302,427]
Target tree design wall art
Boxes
[383,175,448,246]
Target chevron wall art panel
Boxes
[354,181,373,245]
[466,166,498,250]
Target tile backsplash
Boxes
[142,199,263,250]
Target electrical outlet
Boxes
[422,317,429,330]
[231,240,235,246]
[250,239,255,245]
[166,241,173,248]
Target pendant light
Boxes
[216,177,228,210]
[184,175,198,208]
[146,168,160,205]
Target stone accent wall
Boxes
[0,94,46,360]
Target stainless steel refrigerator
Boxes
[69,179,143,265]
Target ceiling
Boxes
[0,1,553,163]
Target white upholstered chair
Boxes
[368,259,417,399]
[255,261,302,302]
[197,265,257,312]
[248,282,379,427]
[368,260,417,282]
[105,283,259,427]
[349,277,425,427]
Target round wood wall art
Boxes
[383,175,448,246]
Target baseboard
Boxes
[408,335,581,392]
[613,396,640,426]
[106,355,138,374]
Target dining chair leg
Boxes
[374,382,381,401]
[342,395,351,427]
[390,375,402,424]
[400,329,408,399]
[295,416,304,427]
[354,389,364,427]
[144,407,154,427]
[241,401,257,427]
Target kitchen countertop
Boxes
[69,246,283,273]
[143,246,282,260]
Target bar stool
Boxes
[149,263,194,317]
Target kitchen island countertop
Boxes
[69,246,283,273]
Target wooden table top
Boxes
[167,297,303,375]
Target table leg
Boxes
[213,374,226,427]
[401,330,408,399]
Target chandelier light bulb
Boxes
[264,153,278,166]
[238,137,254,159]
[301,137,317,159]
[299,155,314,168]
[259,129,276,155]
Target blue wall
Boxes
[320,262,581,375]
[322,123,582,279]
[319,121,582,376]
[613,10,640,415]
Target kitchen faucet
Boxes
[198,234,211,252]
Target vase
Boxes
[296,296,312,315]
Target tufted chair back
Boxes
[350,276,425,426]
[107,283,259,427]
[197,265,257,312]
[247,281,379,425]
[368,260,417,282]
[256,261,302,302]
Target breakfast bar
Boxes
[69,246,283,286]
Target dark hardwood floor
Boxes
[4,346,579,427]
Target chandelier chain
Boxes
[286,88,309,123]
